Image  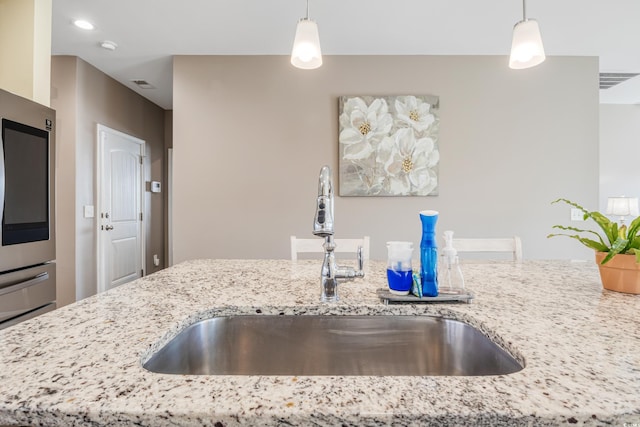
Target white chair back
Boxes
[290,236,370,261]
[452,236,523,262]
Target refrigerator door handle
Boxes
[0,119,5,233]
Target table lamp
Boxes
[606,196,639,225]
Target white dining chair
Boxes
[290,236,370,261]
[452,236,523,262]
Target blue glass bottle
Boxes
[419,210,439,297]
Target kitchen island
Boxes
[0,259,639,426]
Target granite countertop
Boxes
[1,259,639,426]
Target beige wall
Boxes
[32,0,51,106]
[51,56,166,303]
[173,55,599,262]
[50,56,77,307]
[0,0,51,106]
[599,104,640,211]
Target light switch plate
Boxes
[84,205,95,218]
[570,208,584,221]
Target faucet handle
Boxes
[333,245,365,282]
[352,246,365,278]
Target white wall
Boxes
[599,104,640,211]
[173,55,600,262]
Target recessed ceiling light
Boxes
[73,20,94,30]
[100,40,118,51]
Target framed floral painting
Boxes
[338,95,440,196]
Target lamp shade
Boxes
[291,18,322,70]
[509,19,545,69]
[606,197,640,217]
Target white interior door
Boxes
[97,125,145,293]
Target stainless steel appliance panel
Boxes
[0,262,55,325]
[0,89,55,272]
[0,302,56,330]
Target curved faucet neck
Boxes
[311,165,364,303]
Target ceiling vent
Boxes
[130,79,155,89]
[599,73,639,89]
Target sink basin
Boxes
[143,315,523,376]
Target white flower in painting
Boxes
[339,97,393,160]
[376,128,439,195]
[395,96,435,133]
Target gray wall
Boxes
[51,56,166,303]
[172,55,599,262]
[599,104,640,211]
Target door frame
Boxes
[167,147,173,267]
[96,124,146,293]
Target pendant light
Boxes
[291,0,322,69]
[509,0,546,69]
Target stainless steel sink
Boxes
[143,315,523,376]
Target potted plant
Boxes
[548,198,640,294]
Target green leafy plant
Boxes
[548,198,640,265]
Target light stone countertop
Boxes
[0,259,639,426]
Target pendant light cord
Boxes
[306,0,310,19]
[522,0,527,21]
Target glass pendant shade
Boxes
[509,19,545,69]
[291,18,322,70]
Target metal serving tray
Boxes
[377,288,474,305]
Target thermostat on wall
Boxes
[151,181,161,193]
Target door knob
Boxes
[105,225,114,231]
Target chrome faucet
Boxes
[312,165,364,302]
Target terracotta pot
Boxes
[595,251,640,294]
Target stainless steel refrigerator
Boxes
[0,89,56,330]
